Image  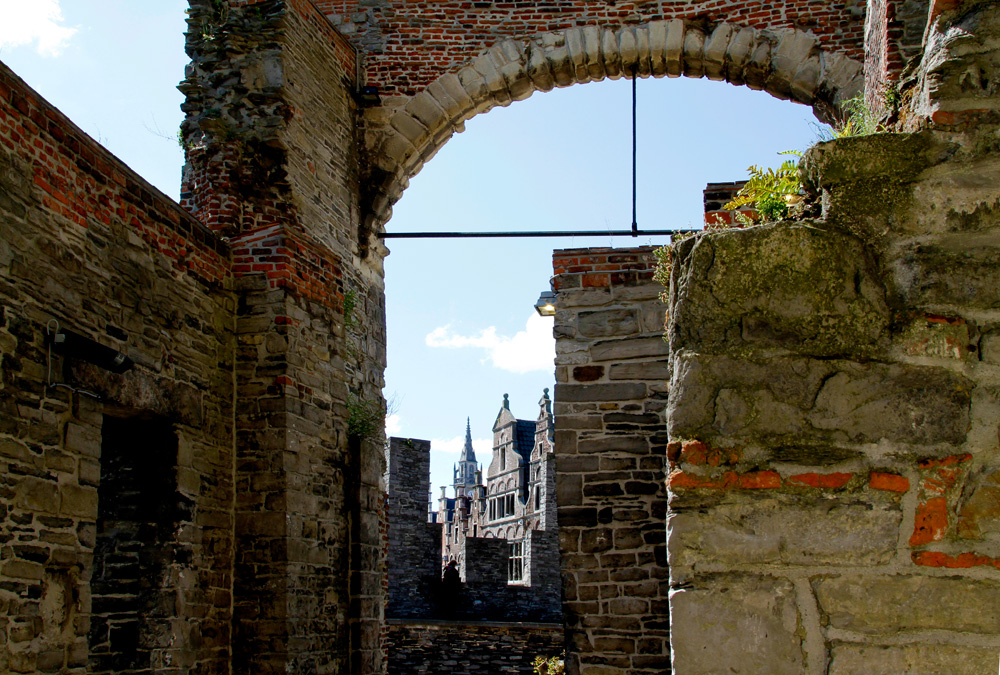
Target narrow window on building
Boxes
[535,488,540,510]
[90,415,186,675]
[508,541,524,583]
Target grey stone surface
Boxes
[668,352,971,446]
[556,382,648,403]
[578,309,639,337]
[670,224,889,359]
[828,644,1000,675]
[669,493,901,575]
[670,575,804,675]
[814,575,1000,634]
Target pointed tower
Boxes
[453,417,478,498]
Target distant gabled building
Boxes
[438,390,557,585]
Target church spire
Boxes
[460,417,476,464]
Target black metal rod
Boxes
[379,229,695,239]
[632,65,638,237]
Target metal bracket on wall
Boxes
[45,320,101,400]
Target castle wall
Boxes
[0,61,235,675]
[180,1,387,671]
[551,247,671,675]
[386,436,562,624]
[5,1,1000,674]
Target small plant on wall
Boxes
[722,151,802,222]
[347,393,384,444]
[533,656,565,674]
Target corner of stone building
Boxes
[176,1,388,672]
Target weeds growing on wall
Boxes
[722,151,803,221]
[815,94,887,140]
[347,393,384,444]
[533,656,565,674]
[653,94,890,306]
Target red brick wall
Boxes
[552,246,658,290]
[703,180,757,225]
[315,0,868,96]
[0,65,230,288]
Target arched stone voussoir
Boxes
[364,20,863,230]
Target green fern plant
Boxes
[723,152,802,222]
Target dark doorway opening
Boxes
[89,415,185,674]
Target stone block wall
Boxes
[551,247,671,675]
[1,0,390,670]
[666,7,1000,668]
[180,1,387,671]
[461,536,509,587]
[0,61,235,675]
[386,620,564,675]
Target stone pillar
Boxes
[180,1,386,672]
[552,247,671,675]
[387,438,442,619]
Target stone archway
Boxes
[362,20,863,231]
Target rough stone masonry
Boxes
[1,0,1000,674]
[665,4,1000,670]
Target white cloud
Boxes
[0,1,77,57]
[430,435,493,455]
[385,414,402,436]
[426,313,554,374]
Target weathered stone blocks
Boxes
[814,574,1000,634]
[667,64,1000,669]
[670,223,889,358]
[668,492,901,577]
[669,352,971,446]
[669,575,804,675]
[828,644,999,675]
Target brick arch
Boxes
[364,20,863,231]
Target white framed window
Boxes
[508,541,524,583]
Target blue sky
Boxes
[1,1,825,494]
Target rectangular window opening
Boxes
[508,541,524,583]
[89,415,184,675]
